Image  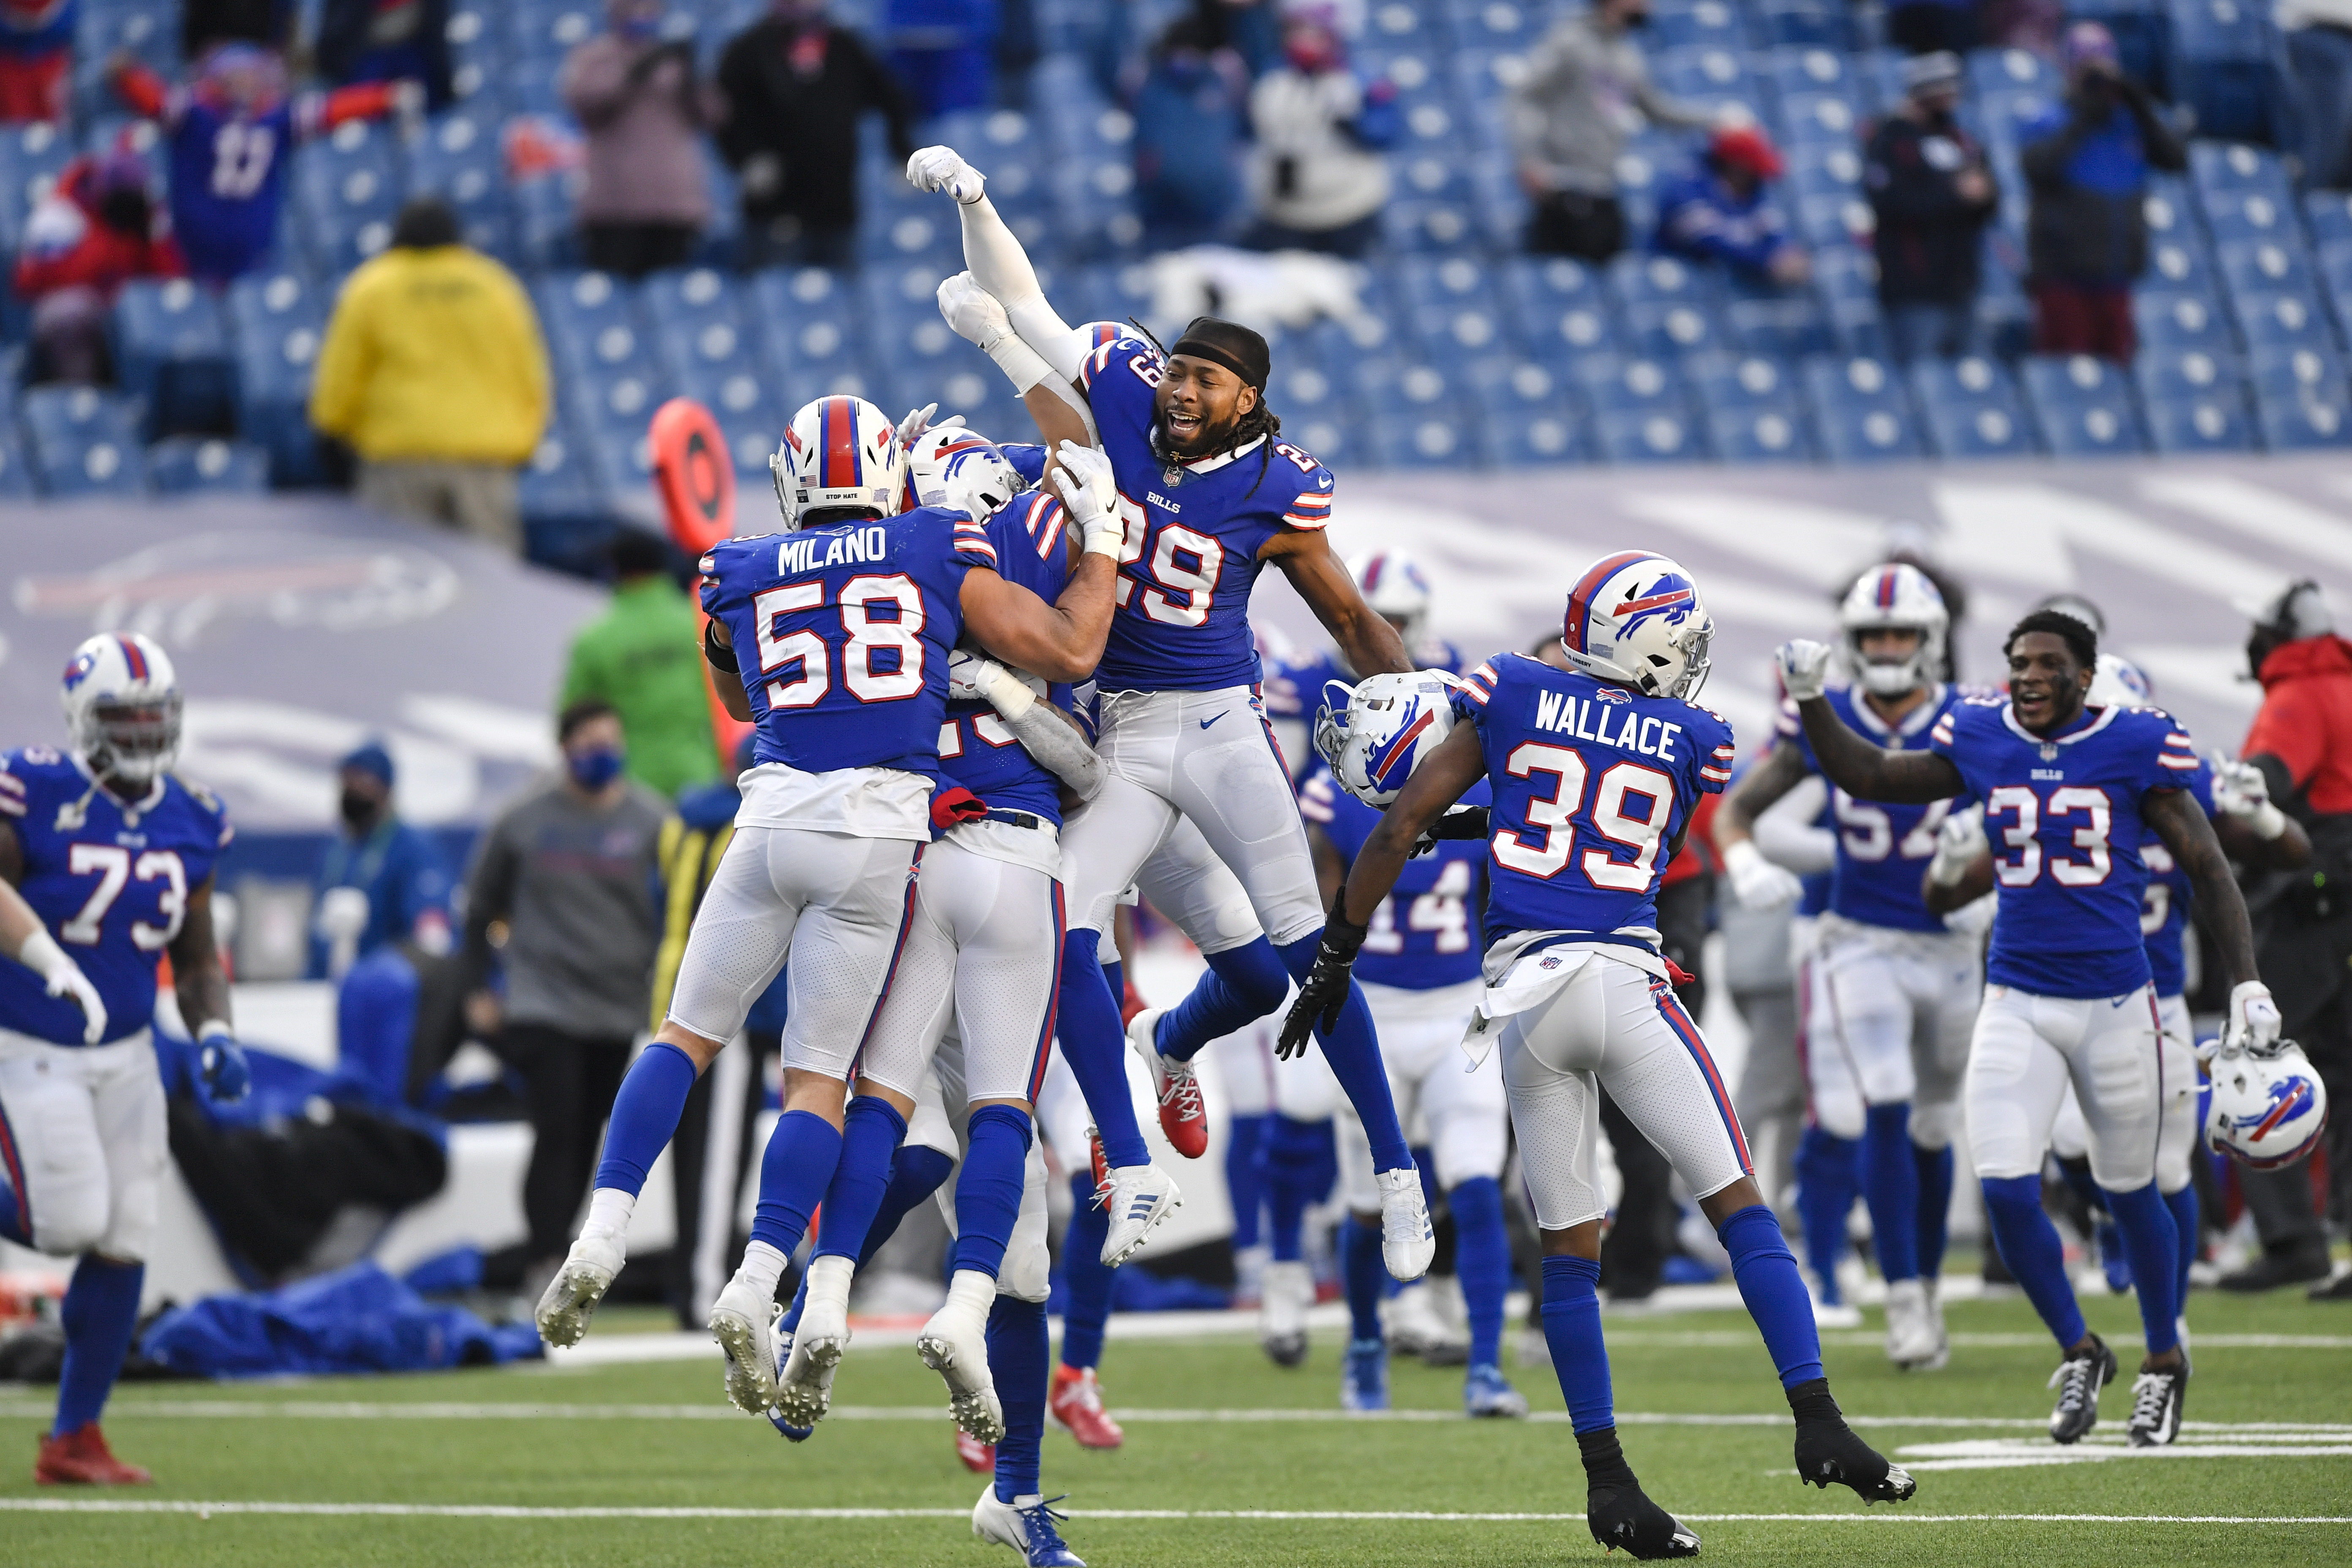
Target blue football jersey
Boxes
[1002,442,1047,488]
[1928,698,2202,999]
[939,490,1077,826]
[167,94,300,282]
[0,749,232,1046]
[1780,685,1966,933]
[2137,754,2213,998]
[1076,335,1336,694]
[1455,653,1734,957]
[699,506,992,781]
[1300,764,1488,990]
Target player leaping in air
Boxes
[1778,610,2283,1447]
[1288,553,1914,1558]
[907,143,1437,1279]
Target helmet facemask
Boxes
[79,691,182,786]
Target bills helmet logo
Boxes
[1594,686,1631,705]
[62,650,99,691]
[2232,1075,2319,1142]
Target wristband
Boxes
[2246,801,2287,841]
[197,1021,234,1045]
[702,620,738,673]
[1320,913,1368,963]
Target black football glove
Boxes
[1410,805,1489,858]
[1277,914,1367,1059]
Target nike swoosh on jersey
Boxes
[1199,712,1227,730]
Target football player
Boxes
[1293,553,1914,1557]
[1780,610,2282,1447]
[1,634,247,1485]
[908,145,1436,1280]
[1714,564,1978,1370]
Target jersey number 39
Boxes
[1494,743,1674,889]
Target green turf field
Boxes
[4,1278,2348,1567]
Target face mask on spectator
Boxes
[339,788,381,831]
[568,746,626,791]
[98,185,151,237]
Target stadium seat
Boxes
[2218,239,2317,302]
[643,266,749,357]
[1802,352,1917,460]
[1467,356,1580,422]
[536,270,657,382]
[19,386,148,496]
[1648,0,1748,51]
[1595,408,1708,463]
[1908,355,2038,458]
[2141,387,2255,451]
[72,2,174,124]
[677,359,788,476]
[112,278,234,436]
[2138,345,2244,405]
[1369,405,1481,469]
[0,120,73,259]
[1707,404,1816,461]
[1570,354,1692,417]
[2134,290,2234,353]
[407,106,514,260]
[1781,91,1865,147]
[147,436,270,495]
[445,0,506,111]
[510,0,602,62]
[2144,236,2217,296]
[1766,45,1857,104]
[2020,354,2146,456]
[292,117,406,275]
[1653,46,1767,122]
[1505,259,1621,360]
[1756,0,1851,50]
[569,369,672,495]
[1969,45,2059,98]
[512,168,583,271]
[1302,314,1405,381]
[2252,387,2352,450]
[1686,351,1800,411]
[1724,275,1833,357]
[227,269,329,485]
[1279,403,1371,472]
[2189,141,2295,206]
[1487,403,1590,465]
[1395,255,1501,318]
[2306,189,2352,248]
[2235,291,2337,352]
[2201,185,2297,246]
[2248,343,2350,402]
[2139,176,2205,249]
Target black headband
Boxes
[1169,316,1271,390]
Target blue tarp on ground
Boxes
[139,1260,542,1378]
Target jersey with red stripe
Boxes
[1264,640,1464,785]
[1777,683,1968,933]
[1927,698,2199,999]
[0,749,231,1047]
[939,490,1076,827]
[699,506,991,780]
[1452,652,1733,958]
[1075,335,1336,694]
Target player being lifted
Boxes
[0,634,249,1485]
[908,143,1436,1277]
[1779,610,2282,1446]
[1714,564,1978,1371]
[1290,553,1914,1558]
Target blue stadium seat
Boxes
[1279,403,1370,473]
[1450,0,1544,50]
[536,270,657,381]
[1781,91,1865,146]
[2144,235,2217,296]
[643,265,746,345]
[1609,251,1720,310]
[1810,245,1887,355]
[2306,189,2352,248]
[112,278,234,436]
[1467,357,1580,422]
[1624,297,1728,356]
[1612,131,1680,233]
[2316,240,2352,329]
[292,117,406,275]
[511,0,601,62]
[445,1,507,111]
[19,386,148,496]
[1369,405,1481,469]
[407,106,514,259]
[1267,360,1360,434]
[676,360,788,476]
[1365,0,1447,51]
[569,369,672,494]
[1908,355,2039,458]
[2235,291,2337,352]
[1756,0,1851,49]
[1686,352,1801,411]
[2020,354,2146,457]
[1648,0,1748,51]
[2252,387,2352,450]
[1595,408,1707,463]
[227,269,329,484]
[0,120,74,259]
[1804,354,1905,457]
[1487,403,1590,465]
[73,3,174,123]
[2218,239,2316,301]
[1707,405,1815,461]
[512,170,583,271]
[1652,46,1769,122]
[1395,256,1501,318]
[0,427,34,498]
[2189,141,2295,207]
[1385,194,1481,254]
[1766,45,1857,103]
[1570,354,1692,417]
[519,421,618,572]
[2201,185,2298,246]
[1969,45,2058,99]
[2138,346,2242,404]
[2140,176,2206,249]
[2249,343,2350,402]
[2134,290,2234,353]
[1724,276,1833,357]
[2140,386,2255,452]
[1504,257,1620,358]
[1303,315,1405,380]
[752,267,877,399]
[148,436,270,495]
[1361,359,1468,433]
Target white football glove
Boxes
[2224,980,2283,1057]
[1051,440,1122,557]
[2210,756,2288,841]
[947,646,997,704]
[19,929,106,1045]
[1720,838,1804,910]
[1941,891,1997,936]
[1927,806,1986,887]
[906,144,986,204]
[937,272,1014,351]
[948,646,1044,719]
[1775,639,1836,703]
[895,403,964,450]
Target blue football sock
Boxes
[1914,1141,1955,1281]
[1100,956,1124,1007]
[1862,1102,1921,1282]
[1980,1174,2088,1351]
[749,1108,845,1258]
[591,1040,700,1196]
[1450,1176,1511,1369]
[1539,1254,1613,1432]
[1718,1204,1826,1390]
[1264,1114,1335,1263]
[988,1295,1050,1504]
[2105,1181,2181,1355]
[1157,937,1290,1062]
[2055,1156,2107,1223]
[952,1106,1034,1279]
[1060,1171,1113,1371]
[1057,930,1151,1168]
[1794,1126,1860,1301]
[2164,1183,2198,1320]
[1225,1112,1272,1252]
[1340,1214,1385,1341]
[54,1255,142,1435]
[811,1097,906,1264]
[1278,932,1410,1170]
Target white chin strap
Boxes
[1859,660,1922,696]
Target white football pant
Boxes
[2046,991,2197,1194]
[905,1031,1052,1303]
[1338,979,1507,1212]
[1967,983,2171,1194]
[0,1029,165,1262]
[1803,917,1980,1150]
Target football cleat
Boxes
[1587,1481,1701,1559]
[1793,1413,1917,1503]
[957,1430,997,1473]
[2126,1356,2190,1448]
[1809,1286,1863,1331]
[918,1300,1007,1444]
[2047,1334,2117,1445]
[708,1276,783,1416]
[1048,1365,1125,1450]
[1916,1279,1951,1371]
[766,1324,814,1441]
[1464,1362,1530,1418]
[34,1423,151,1486]
[1340,1336,1389,1411]
[775,1256,852,1430]
[1127,1008,1209,1159]
[1085,1127,1111,1206]
[1098,1162,1180,1266]
[534,1230,625,1348]
[1883,1278,1942,1371]
[1260,1258,1311,1368]
[973,1486,1085,1567]
[1385,1279,1468,1366]
[1375,1166,1436,1281]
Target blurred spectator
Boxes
[1241,3,1397,259]
[309,198,551,555]
[110,43,417,284]
[316,0,454,110]
[716,0,915,270]
[1864,51,1998,362]
[886,0,999,120]
[13,149,183,384]
[560,529,721,799]
[2019,22,2183,361]
[1886,0,1976,55]
[182,0,297,58]
[1654,125,1810,286]
[561,0,715,279]
[1131,15,1249,250]
[0,0,75,123]
[2226,581,2352,1298]
[462,699,667,1293]
[309,740,455,982]
[1509,0,1712,263]
[2284,0,2352,191]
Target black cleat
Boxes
[2125,1353,2190,1448]
[2047,1334,2117,1445]
[1787,1379,1917,1504]
[1588,1481,1701,1558]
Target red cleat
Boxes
[35,1423,151,1485]
[1049,1364,1125,1450]
[1127,1007,1209,1159]
[956,1429,996,1473]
